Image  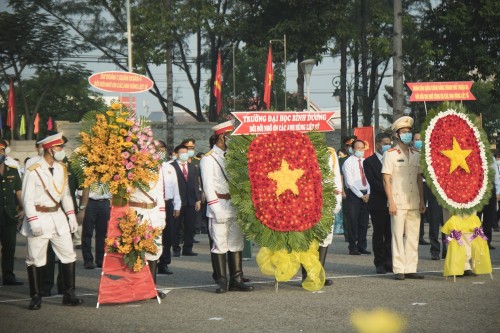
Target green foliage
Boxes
[225,131,335,253]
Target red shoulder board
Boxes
[388,148,397,152]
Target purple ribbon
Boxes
[444,230,463,246]
[470,227,488,242]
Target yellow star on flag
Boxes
[267,159,305,197]
[440,137,472,173]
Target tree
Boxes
[0,3,92,139]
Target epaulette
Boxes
[204,150,213,156]
[6,164,18,169]
[194,156,201,160]
[27,163,40,172]
[57,161,68,170]
[387,148,397,152]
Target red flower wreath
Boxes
[247,131,323,232]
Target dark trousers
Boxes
[369,209,392,269]
[173,205,196,253]
[478,187,496,245]
[81,199,110,266]
[426,185,446,256]
[0,211,17,283]
[346,189,369,252]
[159,199,174,268]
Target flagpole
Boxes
[270,35,287,110]
[232,43,236,112]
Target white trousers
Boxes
[26,233,76,267]
[209,218,244,254]
[391,209,420,274]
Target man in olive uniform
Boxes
[0,139,24,286]
[382,116,426,280]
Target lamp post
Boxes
[332,75,363,135]
[300,59,316,111]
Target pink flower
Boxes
[113,240,120,248]
[126,162,134,170]
[125,136,132,142]
[113,175,120,181]
[127,172,134,180]
[145,233,152,239]
[133,236,140,244]
[130,155,137,162]
[122,151,130,159]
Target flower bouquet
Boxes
[71,102,160,205]
[105,209,162,272]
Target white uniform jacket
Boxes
[129,170,166,230]
[200,145,236,221]
[21,158,76,238]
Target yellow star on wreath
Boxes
[440,137,472,173]
[267,159,305,197]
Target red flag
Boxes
[353,126,375,157]
[263,44,274,109]
[47,116,53,130]
[33,113,40,134]
[213,51,222,115]
[6,80,15,129]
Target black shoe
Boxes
[193,239,200,244]
[173,251,181,257]
[157,290,167,299]
[29,296,42,310]
[419,239,430,245]
[62,293,84,306]
[442,251,447,259]
[376,267,387,274]
[349,250,361,255]
[324,279,333,286]
[3,279,23,286]
[463,270,477,277]
[488,244,495,250]
[96,263,102,269]
[431,253,440,260]
[74,245,82,249]
[158,266,173,275]
[40,289,51,297]
[405,273,424,279]
[84,262,95,269]
[394,274,405,280]
[359,249,371,255]
[182,251,198,256]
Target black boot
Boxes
[228,251,254,292]
[27,266,42,310]
[211,253,218,282]
[61,262,83,306]
[148,260,166,299]
[318,246,333,286]
[213,253,228,293]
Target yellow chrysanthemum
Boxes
[111,103,122,110]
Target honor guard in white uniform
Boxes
[21,132,83,309]
[200,121,254,293]
[129,170,166,298]
[382,117,426,280]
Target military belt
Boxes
[129,201,157,209]
[35,204,61,213]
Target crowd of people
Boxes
[0,116,499,310]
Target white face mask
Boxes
[38,148,44,156]
[53,149,66,161]
[4,147,11,154]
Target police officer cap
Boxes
[391,116,414,132]
[212,120,234,135]
[181,138,196,148]
[37,132,65,149]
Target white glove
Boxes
[69,217,78,233]
[30,221,43,237]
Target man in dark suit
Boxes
[364,132,393,274]
[171,144,201,256]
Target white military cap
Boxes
[212,120,235,135]
[391,116,414,132]
[37,132,65,149]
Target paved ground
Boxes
[1,225,499,333]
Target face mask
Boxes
[179,152,189,162]
[53,150,66,161]
[158,151,166,162]
[4,147,11,154]
[496,160,500,166]
[171,155,177,161]
[399,132,413,145]
[381,145,391,154]
[187,150,195,158]
[38,148,44,156]
[0,154,5,164]
[348,147,353,155]
[354,150,364,159]
[413,140,422,150]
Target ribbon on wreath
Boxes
[470,227,488,242]
[444,230,463,246]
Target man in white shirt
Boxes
[155,141,181,274]
[342,139,371,255]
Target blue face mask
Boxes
[348,147,353,155]
[399,132,413,145]
[179,152,189,162]
[187,150,195,158]
[354,150,364,158]
[413,140,422,150]
[381,145,391,154]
